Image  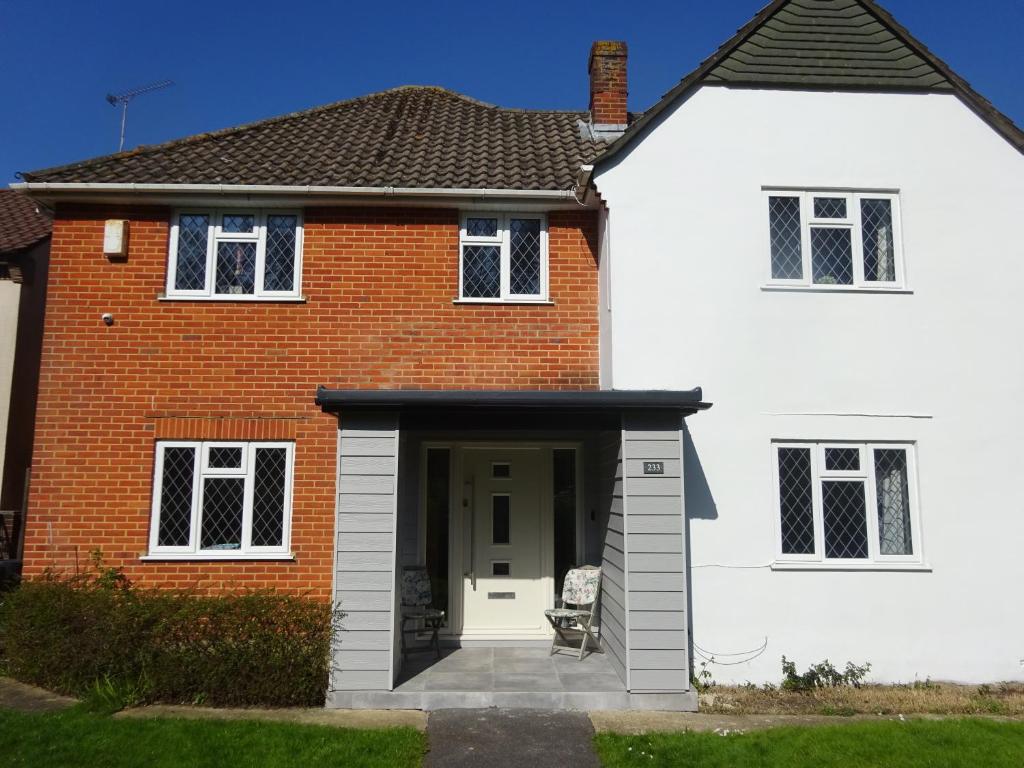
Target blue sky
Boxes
[1,0,1021,184]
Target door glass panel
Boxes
[553,448,577,595]
[492,494,510,545]
[425,449,450,613]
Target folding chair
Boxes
[399,565,445,660]
[544,565,602,660]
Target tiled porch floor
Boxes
[326,644,698,711]
[396,646,623,693]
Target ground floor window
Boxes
[148,441,294,558]
[773,441,920,566]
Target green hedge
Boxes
[0,562,340,708]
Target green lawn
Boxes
[595,718,1024,768]
[0,707,424,768]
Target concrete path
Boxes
[0,678,76,713]
[116,704,427,731]
[425,709,599,768]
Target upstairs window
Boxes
[459,213,548,302]
[149,441,294,558]
[167,210,303,299]
[773,442,921,566]
[766,191,902,289]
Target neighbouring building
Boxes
[0,190,51,564]
[11,0,1023,706]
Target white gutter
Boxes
[10,181,577,200]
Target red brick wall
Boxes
[22,205,599,597]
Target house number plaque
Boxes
[643,461,665,475]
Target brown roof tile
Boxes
[0,189,51,255]
[22,86,604,191]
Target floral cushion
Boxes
[545,607,591,619]
[401,567,433,607]
[561,567,601,606]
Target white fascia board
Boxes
[10,182,595,210]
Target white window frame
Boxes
[458,212,549,302]
[166,209,304,300]
[771,441,923,568]
[147,440,295,560]
[763,190,905,290]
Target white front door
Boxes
[460,448,552,638]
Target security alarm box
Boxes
[103,219,129,258]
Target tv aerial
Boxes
[105,80,174,152]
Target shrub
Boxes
[781,656,871,692]
[0,557,341,708]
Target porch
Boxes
[319,389,710,711]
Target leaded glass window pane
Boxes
[811,227,854,285]
[252,447,287,547]
[175,214,209,291]
[875,449,913,555]
[825,447,860,472]
[822,480,868,558]
[208,446,242,469]
[265,215,297,292]
[200,477,244,550]
[215,241,257,295]
[814,197,847,219]
[769,197,802,280]
[509,218,541,295]
[222,213,255,233]
[158,447,195,547]
[778,448,815,555]
[861,198,896,282]
[466,217,498,237]
[462,245,500,298]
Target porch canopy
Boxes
[315,386,711,418]
[317,387,712,711]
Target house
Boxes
[0,190,51,567]
[11,0,1023,708]
[589,0,1024,686]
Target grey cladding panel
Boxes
[333,413,400,693]
[332,670,392,691]
[339,437,397,457]
[622,415,689,693]
[336,590,392,611]
[338,494,395,515]
[630,669,689,692]
[333,630,391,650]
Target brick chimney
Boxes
[588,41,628,135]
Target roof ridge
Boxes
[21,85,589,181]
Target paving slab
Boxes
[0,677,76,713]
[425,708,599,768]
[115,704,427,731]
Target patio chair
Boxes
[544,565,602,660]
[400,565,445,660]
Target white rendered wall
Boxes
[595,86,1024,684]
[0,281,20,492]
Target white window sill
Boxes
[140,553,295,562]
[158,295,307,303]
[761,285,913,295]
[771,561,931,572]
[453,298,554,306]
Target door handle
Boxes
[464,479,476,591]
